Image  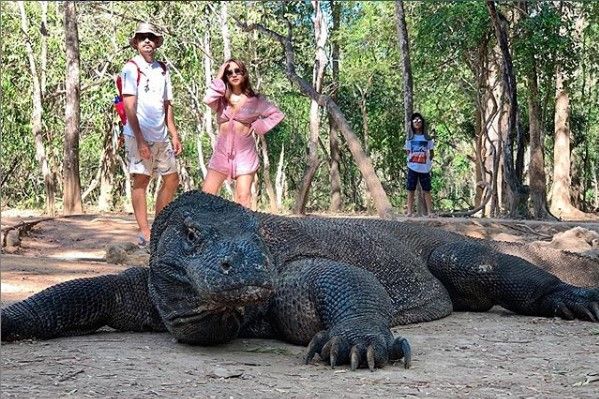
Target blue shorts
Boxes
[406,168,431,191]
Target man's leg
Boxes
[156,172,179,215]
[132,173,152,242]
[202,169,227,195]
[234,173,255,208]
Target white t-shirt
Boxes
[121,55,173,142]
[404,134,435,173]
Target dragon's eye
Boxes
[186,228,200,243]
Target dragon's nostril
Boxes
[220,260,232,274]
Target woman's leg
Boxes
[234,173,255,208]
[202,169,227,195]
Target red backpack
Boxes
[114,59,167,125]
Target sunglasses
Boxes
[225,68,243,77]
[136,33,158,42]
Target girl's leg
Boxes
[424,191,435,217]
[202,169,227,195]
[234,173,255,208]
[406,191,415,216]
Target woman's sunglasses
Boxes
[225,68,243,77]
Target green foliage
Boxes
[1,1,598,215]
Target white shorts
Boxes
[124,135,177,176]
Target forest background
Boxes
[1,1,598,221]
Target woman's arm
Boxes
[202,79,227,112]
[251,100,285,135]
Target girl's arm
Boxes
[251,100,285,135]
[202,79,226,112]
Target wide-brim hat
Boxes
[129,22,164,49]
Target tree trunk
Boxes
[357,85,370,155]
[275,143,286,209]
[178,161,194,192]
[328,0,342,212]
[394,0,414,136]
[526,62,550,218]
[221,2,231,60]
[96,115,119,210]
[487,1,528,217]
[237,20,394,218]
[469,36,490,213]
[258,136,277,212]
[63,1,83,214]
[482,48,502,217]
[248,22,277,211]
[117,154,133,213]
[203,32,216,149]
[593,167,599,210]
[18,1,55,215]
[40,1,48,97]
[549,66,584,219]
[293,0,328,215]
[395,0,427,215]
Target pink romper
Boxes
[203,79,285,180]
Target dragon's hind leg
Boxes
[428,242,599,321]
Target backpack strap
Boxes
[127,60,142,86]
[119,59,166,94]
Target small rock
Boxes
[105,243,149,266]
[3,245,20,254]
[6,230,21,247]
[105,244,128,264]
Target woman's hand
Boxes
[216,62,230,80]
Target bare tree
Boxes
[526,60,551,218]
[548,4,587,220]
[394,0,413,136]
[550,65,585,219]
[40,1,48,96]
[328,0,342,212]
[18,1,55,215]
[487,1,528,217]
[294,0,328,214]
[394,0,427,215]
[221,2,231,61]
[63,1,83,214]
[236,19,394,218]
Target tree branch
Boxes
[233,17,394,218]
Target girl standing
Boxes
[202,59,284,208]
[404,112,435,216]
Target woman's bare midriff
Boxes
[219,118,251,137]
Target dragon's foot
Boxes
[540,285,599,321]
[304,321,411,371]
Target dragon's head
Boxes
[148,191,275,345]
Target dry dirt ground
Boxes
[1,211,598,398]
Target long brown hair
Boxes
[224,58,256,101]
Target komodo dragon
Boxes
[2,191,598,371]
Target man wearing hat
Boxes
[121,22,182,246]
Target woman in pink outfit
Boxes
[202,59,285,208]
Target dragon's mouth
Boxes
[210,284,274,306]
[170,285,274,323]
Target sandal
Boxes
[137,234,149,248]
